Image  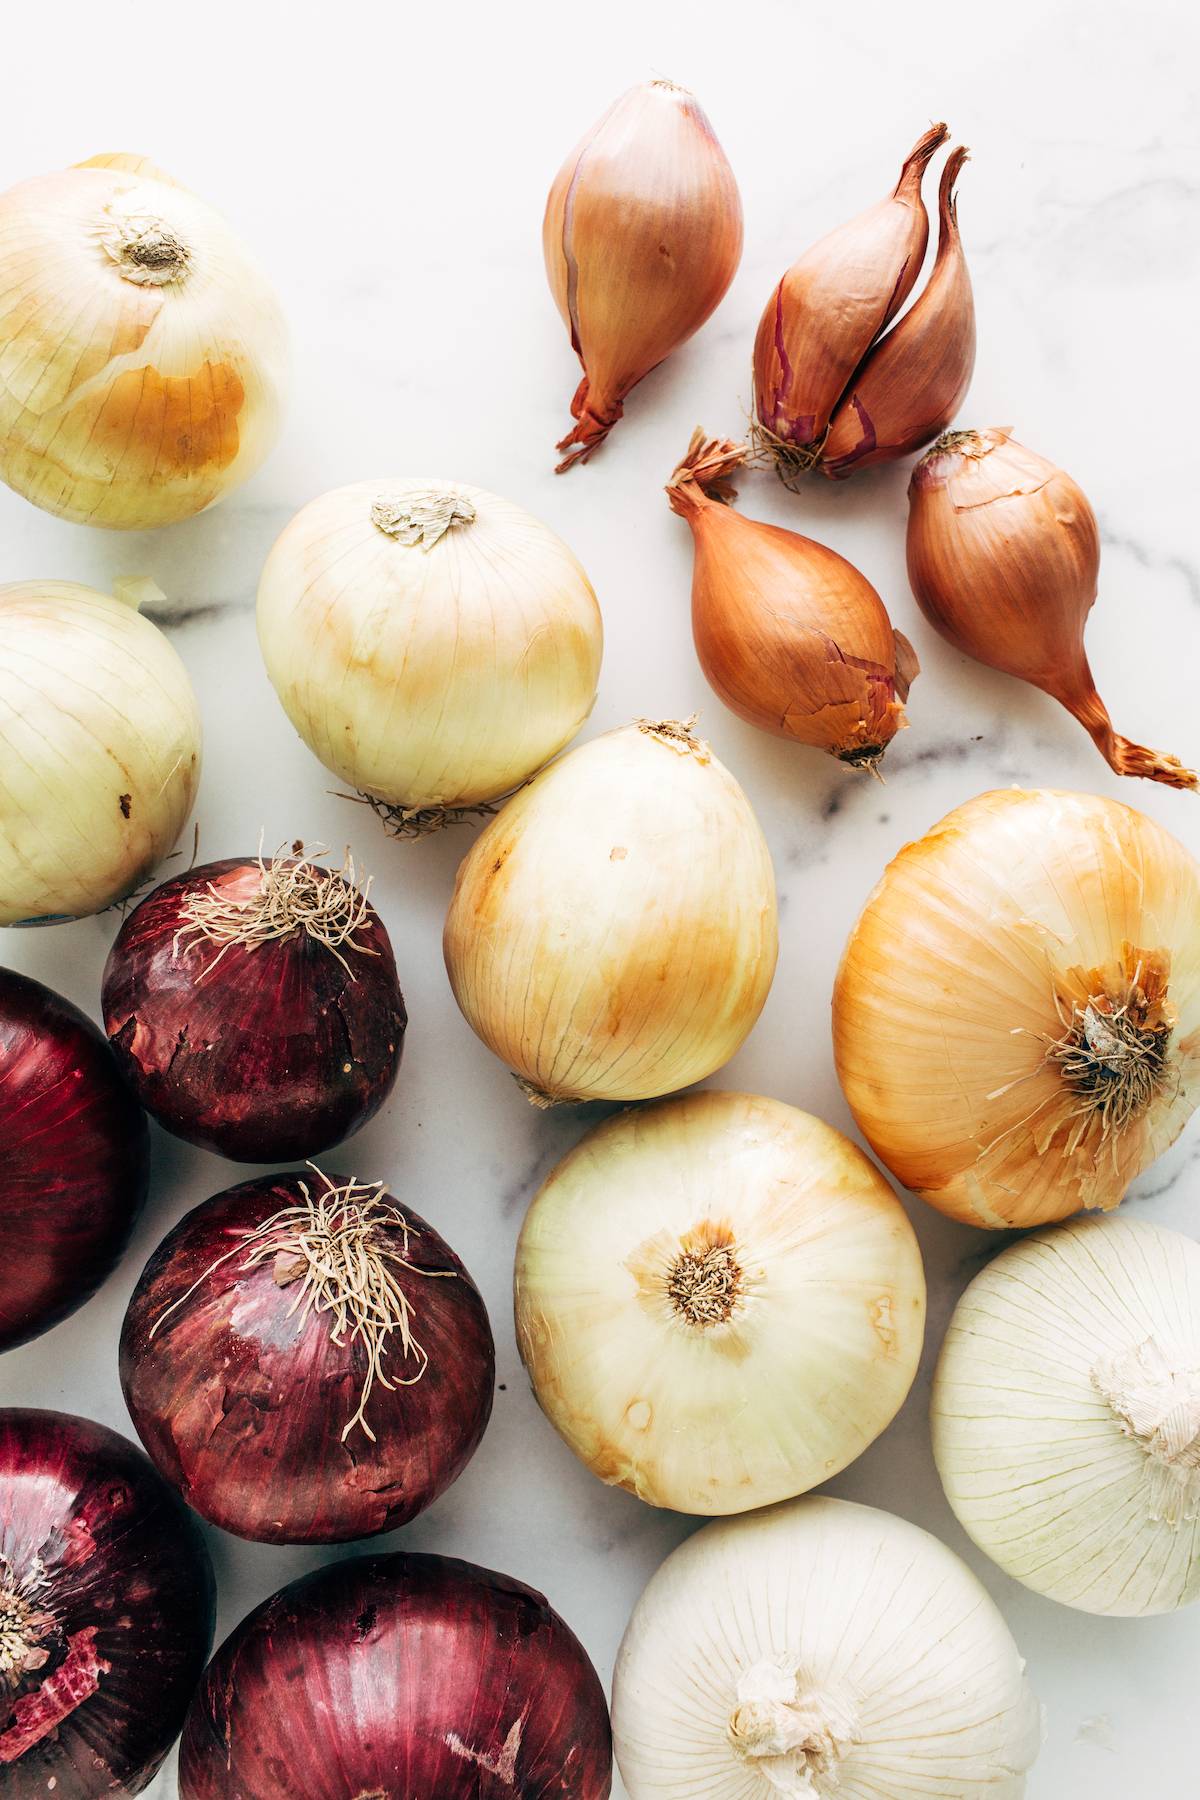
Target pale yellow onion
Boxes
[0,581,201,925]
[443,719,777,1103]
[612,1495,1042,1799]
[833,788,1200,1229]
[0,154,286,528]
[514,1090,925,1513]
[257,479,602,823]
[933,1214,1200,1616]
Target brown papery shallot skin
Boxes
[667,432,919,767]
[822,148,975,479]
[753,123,947,473]
[545,81,742,471]
[907,428,1197,789]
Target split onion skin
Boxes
[179,1552,613,1798]
[833,787,1200,1228]
[515,1090,926,1513]
[0,969,149,1352]
[0,156,286,529]
[0,1408,214,1796]
[120,1172,495,1544]
[444,721,778,1104]
[933,1215,1200,1617]
[102,858,406,1162]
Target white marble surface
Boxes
[3,1,1199,1793]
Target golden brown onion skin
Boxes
[545,81,742,470]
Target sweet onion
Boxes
[515,1090,925,1513]
[179,1552,613,1797]
[0,1408,214,1795]
[120,1168,494,1543]
[102,850,406,1162]
[1,968,149,1351]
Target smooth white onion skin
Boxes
[0,156,286,528]
[933,1215,1200,1616]
[0,581,202,926]
[443,722,777,1103]
[257,479,603,809]
[833,788,1200,1229]
[515,1090,925,1513]
[613,1495,1041,1799]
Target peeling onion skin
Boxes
[179,1553,612,1799]
[0,970,149,1352]
[102,858,406,1162]
[0,1408,214,1796]
[120,1173,495,1544]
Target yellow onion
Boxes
[0,580,201,925]
[0,153,286,529]
[545,80,743,470]
[443,719,777,1104]
[257,479,602,833]
[833,787,1200,1229]
[515,1090,925,1513]
[907,427,1195,788]
[666,432,919,769]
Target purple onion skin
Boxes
[0,969,150,1352]
[101,858,407,1162]
[120,1173,496,1544]
[0,1409,215,1796]
[180,1552,612,1799]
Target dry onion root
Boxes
[833,786,1200,1229]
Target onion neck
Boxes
[1093,1339,1200,1525]
[99,198,191,286]
[728,1659,861,1796]
[635,715,711,762]
[371,488,476,550]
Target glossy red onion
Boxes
[102,852,406,1162]
[0,1408,214,1795]
[120,1169,495,1544]
[179,1552,612,1799]
[0,969,149,1351]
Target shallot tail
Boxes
[665,428,749,516]
[555,377,623,472]
[1063,686,1197,791]
[894,122,950,199]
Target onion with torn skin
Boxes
[833,787,1200,1229]
[515,1090,925,1514]
[934,1214,1200,1616]
[0,154,286,528]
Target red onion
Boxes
[120,1169,495,1544]
[179,1552,612,1798]
[0,969,149,1351]
[0,1408,214,1795]
[101,852,406,1162]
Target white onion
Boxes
[0,154,286,528]
[613,1494,1042,1798]
[256,478,603,824]
[933,1213,1200,1616]
[0,581,201,925]
[443,718,777,1103]
[515,1090,925,1512]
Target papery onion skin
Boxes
[0,970,149,1352]
[612,1494,1040,1799]
[516,1090,925,1513]
[0,1408,214,1796]
[120,1171,494,1544]
[933,1215,1200,1617]
[833,787,1200,1229]
[753,124,947,469]
[545,80,743,471]
[0,582,202,927]
[257,478,603,816]
[0,157,286,529]
[822,147,976,479]
[443,721,778,1104]
[907,427,1196,788]
[102,856,405,1162]
[667,434,919,767]
[179,1552,612,1798]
